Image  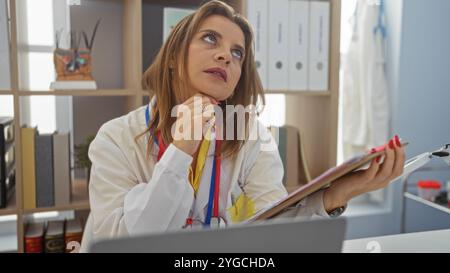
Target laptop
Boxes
[89,217,346,253]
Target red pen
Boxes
[370,143,388,154]
[369,139,408,154]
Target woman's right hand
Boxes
[172,93,218,155]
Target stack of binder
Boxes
[247,0,330,92]
[0,117,15,208]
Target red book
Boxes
[64,219,83,253]
[24,222,45,253]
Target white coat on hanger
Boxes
[342,0,390,158]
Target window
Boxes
[17,0,57,133]
[338,0,388,207]
[258,94,286,128]
[338,0,358,165]
[0,95,13,116]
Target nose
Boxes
[214,48,231,65]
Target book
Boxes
[308,1,330,91]
[53,133,71,206]
[25,222,45,253]
[21,126,37,209]
[45,220,65,253]
[0,117,14,143]
[0,117,15,208]
[270,125,312,193]
[64,218,83,253]
[288,0,310,91]
[163,7,195,42]
[247,0,269,89]
[35,133,55,207]
[267,0,289,90]
[247,141,409,222]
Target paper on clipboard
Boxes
[247,142,409,222]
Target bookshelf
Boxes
[0,0,341,252]
[0,194,16,216]
[22,179,90,214]
[17,89,144,97]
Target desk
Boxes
[342,229,450,253]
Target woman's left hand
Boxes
[323,135,406,212]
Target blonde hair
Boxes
[139,0,265,159]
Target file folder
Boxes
[268,0,289,91]
[308,1,330,91]
[247,0,269,89]
[288,0,310,91]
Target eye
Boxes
[202,33,217,44]
[231,49,243,60]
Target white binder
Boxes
[288,0,310,91]
[247,0,269,89]
[308,1,330,91]
[268,0,289,91]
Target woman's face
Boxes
[186,15,245,101]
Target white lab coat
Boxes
[80,103,330,252]
[342,1,390,158]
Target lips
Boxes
[204,67,227,82]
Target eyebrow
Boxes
[199,29,246,55]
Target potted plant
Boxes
[74,135,95,183]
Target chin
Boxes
[198,87,232,102]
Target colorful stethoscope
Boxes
[145,103,224,228]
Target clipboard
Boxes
[247,141,409,222]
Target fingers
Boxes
[199,92,219,105]
[202,116,216,138]
[181,96,215,117]
[363,157,381,181]
[375,135,406,187]
[184,93,218,106]
[184,95,217,120]
[376,138,396,182]
[343,135,406,197]
[391,135,406,178]
[175,93,219,142]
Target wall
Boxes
[70,0,123,89]
[391,0,450,233]
[141,0,203,72]
[70,0,127,178]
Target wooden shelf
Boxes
[266,90,331,96]
[23,179,90,214]
[17,89,145,97]
[404,192,450,214]
[139,89,332,96]
[0,193,17,216]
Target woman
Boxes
[80,1,405,250]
